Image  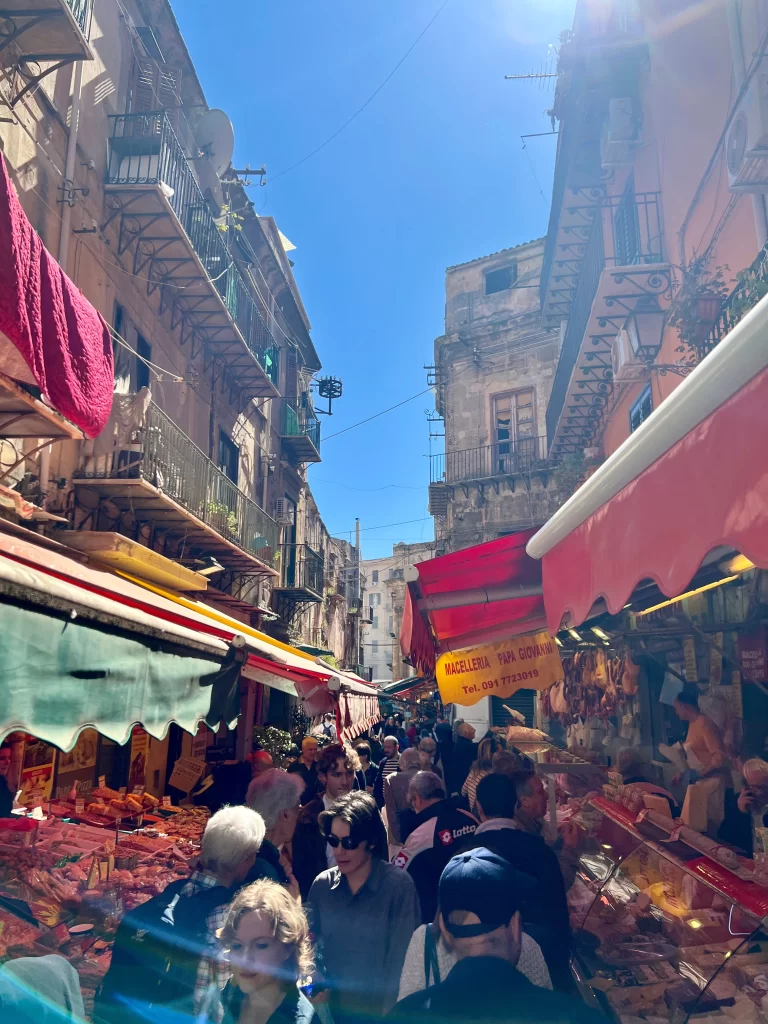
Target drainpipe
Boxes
[43,60,84,508]
[726,0,768,247]
[58,59,84,272]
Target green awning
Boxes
[0,600,234,750]
[379,677,430,697]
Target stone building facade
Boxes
[428,239,562,552]
[361,541,434,682]
[0,0,359,725]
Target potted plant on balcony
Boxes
[667,259,730,363]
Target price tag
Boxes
[98,776,106,789]
[162,796,172,808]
[75,799,85,814]
[133,785,144,796]
[119,787,126,796]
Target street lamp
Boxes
[624,297,666,360]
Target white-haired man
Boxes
[193,805,267,1016]
[245,767,304,895]
[97,804,266,1024]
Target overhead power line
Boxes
[270,0,451,182]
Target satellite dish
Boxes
[195,109,235,178]
[194,155,224,212]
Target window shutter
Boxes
[130,58,182,131]
[285,348,298,401]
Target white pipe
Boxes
[58,60,84,271]
[419,582,543,612]
[527,289,768,559]
[38,443,50,505]
[726,0,768,247]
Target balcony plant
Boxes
[667,259,730,363]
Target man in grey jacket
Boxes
[385,747,422,845]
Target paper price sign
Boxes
[75,799,85,814]
[436,631,563,707]
[168,757,205,794]
[162,796,172,808]
[98,776,106,789]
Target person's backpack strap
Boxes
[423,924,441,987]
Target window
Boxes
[371,641,378,655]
[136,335,151,392]
[485,264,517,295]
[388,615,394,634]
[491,389,536,471]
[218,430,239,483]
[112,304,152,394]
[629,384,653,433]
[390,568,404,580]
[371,570,379,584]
[372,616,379,630]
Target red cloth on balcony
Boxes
[0,154,113,437]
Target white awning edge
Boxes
[527,290,768,560]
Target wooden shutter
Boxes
[130,58,182,131]
[285,348,298,401]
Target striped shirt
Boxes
[462,768,492,813]
[381,757,401,778]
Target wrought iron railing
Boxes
[107,112,279,388]
[609,184,663,267]
[546,213,605,445]
[67,0,91,33]
[282,400,321,452]
[279,543,324,595]
[78,401,279,565]
[701,244,768,358]
[545,188,663,445]
[352,665,374,682]
[429,436,550,484]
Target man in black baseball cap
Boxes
[389,848,605,1024]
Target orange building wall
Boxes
[599,0,764,457]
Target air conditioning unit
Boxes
[600,98,637,168]
[273,499,294,526]
[611,328,645,382]
[727,60,768,192]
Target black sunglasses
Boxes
[324,832,362,850]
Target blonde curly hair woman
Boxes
[200,880,326,1024]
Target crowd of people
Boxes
[6,714,609,1024]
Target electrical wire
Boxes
[322,388,433,441]
[270,0,452,182]
[329,516,432,534]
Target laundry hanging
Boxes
[0,154,113,437]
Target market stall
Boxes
[566,794,768,1024]
[0,806,209,1017]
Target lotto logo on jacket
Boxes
[391,798,478,923]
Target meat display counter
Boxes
[566,796,768,1024]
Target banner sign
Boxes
[436,631,563,707]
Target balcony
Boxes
[546,185,671,456]
[0,0,92,69]
[105,112,279,400]
[700,244,768,359]
[280,400,321,463]
[73,400,279,575]
[272,543,324,603]
[430,436,550,486]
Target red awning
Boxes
[0,154,113,437]
[527,292,768,632]
[401,529,546,674]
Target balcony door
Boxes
[491,389,535,473]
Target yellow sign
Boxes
[436,631,564,707]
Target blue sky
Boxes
[174,0,575,557]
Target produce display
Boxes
[0,805,210,1019]
[568,797,768,1024]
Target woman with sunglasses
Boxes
[201,879,324,1024]
[307,792,420,1023]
